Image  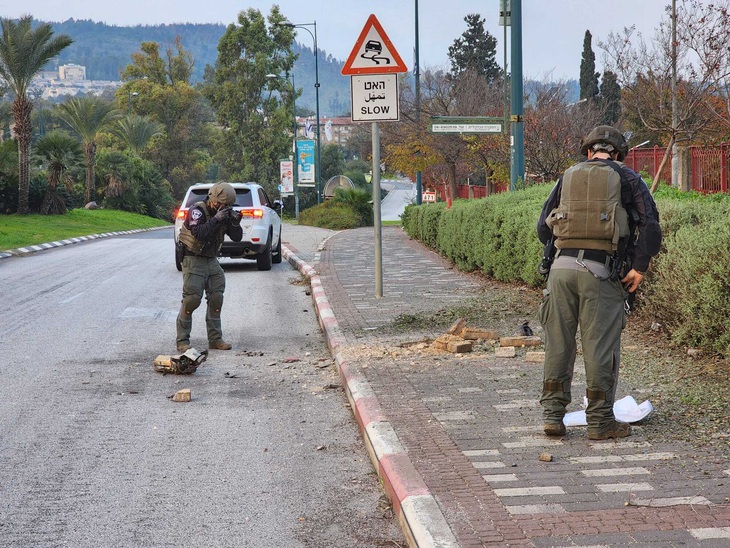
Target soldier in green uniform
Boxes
[176,183,243,352]
[537,127,662,440]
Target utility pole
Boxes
[671,0,679,187]
[415,0,422,205]
[509,0,524,191]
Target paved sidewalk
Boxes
[282,224,730,548]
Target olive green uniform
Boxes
[538,254,626,435]
[176,195,242,349]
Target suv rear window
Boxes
[184,187,253,208]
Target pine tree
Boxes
[448,14,501,82]
[600,70,621,125]
[579,30,599,100]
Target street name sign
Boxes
[429,116,504,134]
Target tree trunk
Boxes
[448,161,457,203]
[13,96,33,215]
[650,135,674,194]
[84,142,97,204]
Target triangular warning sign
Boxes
[341,14,408,75]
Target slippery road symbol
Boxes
[361,40,391,65]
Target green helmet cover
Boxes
[580,126,629,161]
[208,182,236,205]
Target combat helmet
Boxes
[208,182,236,206]
[580,126,629,161]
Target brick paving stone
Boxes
[287,225,730,547]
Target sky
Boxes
[1,0,674,81]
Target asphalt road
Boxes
[0,228,403,547]
[380,179,416,222]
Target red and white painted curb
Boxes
[283,243,459,548]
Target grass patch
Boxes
[0,209,170,251]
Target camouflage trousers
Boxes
[538,256,627,434]
[176,255,226,346]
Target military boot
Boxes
[543,422,566,436]
[176,313,193,354]
[587,420,631,440]
[209,339,232,350]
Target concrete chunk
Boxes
[447,340,473,353]
[499,336,542,347]
[495,346,516,358]
[447,318,467,335]
[172,388,191,402]
[461,328,500,341]
[526,351,546,363]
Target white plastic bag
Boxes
[563,395,653,427]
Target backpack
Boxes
[546,160,631,253]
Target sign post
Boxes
[343,14,407,298]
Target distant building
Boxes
[59,64,86,81]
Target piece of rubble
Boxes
[499,336,542,347]
[526,351,545,363]
[447,318,467,335]
[172,388,191,402]
[461,328,500,341]
[495,346,516,358]
[447,340,473,353]
[539,452,553,462]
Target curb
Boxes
[0,226,171,260]
[283,243,460,548]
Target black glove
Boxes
[229,208,241,226]
[214,205,232,222]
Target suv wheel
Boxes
[272,229,282,264]
[256,235,273,271]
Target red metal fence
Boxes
[429,144,730,202]
[625,143,729,193]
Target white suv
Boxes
[174,182,282,271]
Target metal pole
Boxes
[292,71,299,219]
[415,0,422,205]
[372,122,383,298]
[313,21,322,204]
[509,0,524,191]
[671,0,679,187]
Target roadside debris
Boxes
[171,388,192,402]
[432,318,544,355]
[539,452,553,462]
[154,348,208,374]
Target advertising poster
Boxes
[279,159,294,194]
[297,140,315,185]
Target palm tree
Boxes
[58,96,120,204]
[110,114,164,155]
[0,15,72,214]
[34,130,84,214]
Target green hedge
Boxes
[403,185,730,358]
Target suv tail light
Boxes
[240,209,264,218]
[176,209,188,220]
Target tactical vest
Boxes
[546,161,630,253]
[177,201,226,257]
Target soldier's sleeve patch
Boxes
[190,209,203,225]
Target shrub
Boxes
[298,202,360,230]
[646,216,730,357]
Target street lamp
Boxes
[128,91,138,114]
[279,19,321,204]
[267,72,300,218]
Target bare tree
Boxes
[523,82,604,182]
[676,0,730,135]
[600,17,713,192]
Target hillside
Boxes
[43,18,352,117]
